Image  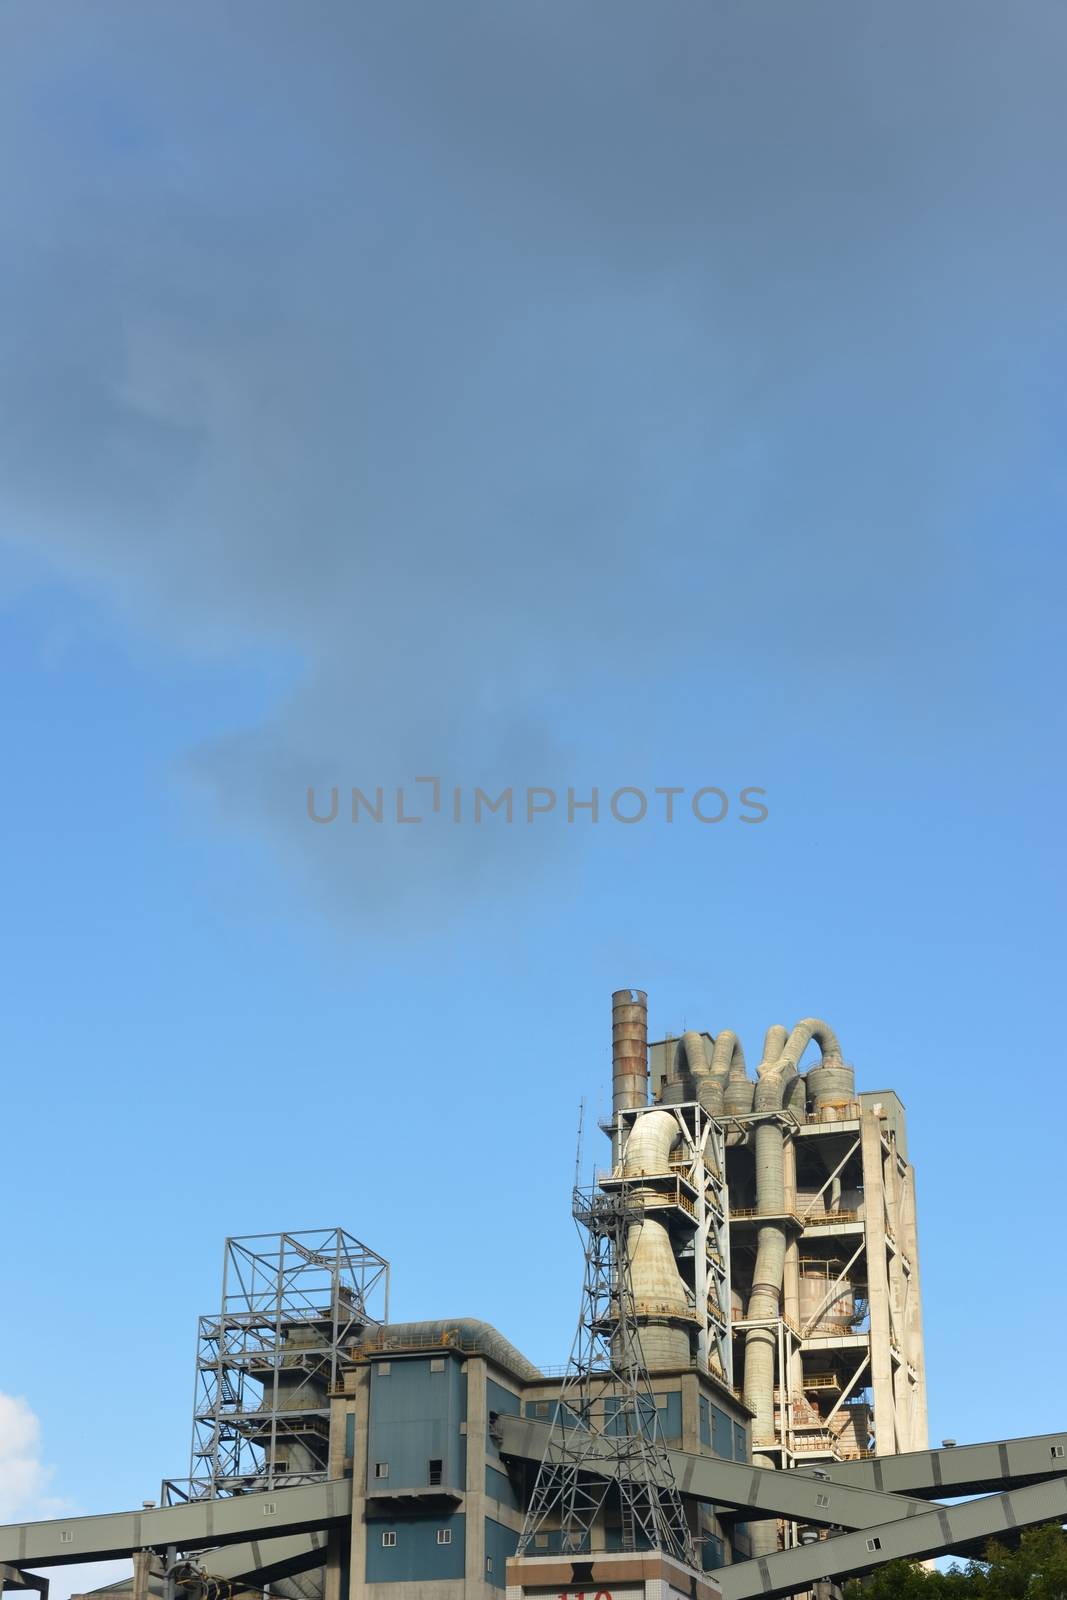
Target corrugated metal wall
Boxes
[364,1511,466,1582]
[367,1357,467,1492]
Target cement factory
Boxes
[2,991,1065,1600]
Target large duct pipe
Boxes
[662,1029,745,1116]
[659,1029,708,1105]
[806,1041,856,1114]
[762,1024,788,1064]
[621,1110,692,1369]
[743,1019,842,1556]
[724,1026,782,1116]
[700,1030,745,1117]
[612,989,649,1116]
[723,1059,756,1116]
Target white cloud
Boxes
[0,1393,66,1522]
[0,1393,131,1600]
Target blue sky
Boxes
[1,1,1065,1586]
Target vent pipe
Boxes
[612,989,649,1115]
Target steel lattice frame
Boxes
[164,1228,388,1504]
[518,1186,697,1568]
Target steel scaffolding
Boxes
[163,1228,388,1503]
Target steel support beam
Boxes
[0,1481,351,1570]
[716,1473,1067,1600]
[809,1432,1067,1499]
[498,1415,932,1529]
[0,1567,49,1598]
[191,1530,329,1588]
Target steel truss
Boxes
[518,1184,697,1568]
[164,1229,388,1504]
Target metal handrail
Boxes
[800,1209,861,1225]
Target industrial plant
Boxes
[2,990,1064,1600]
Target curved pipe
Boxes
[679,1030,710,1085]
[660,1030,709,1106]
[669,1030,746,1116]
[701,1030,745,1116]
[756,1018,842,1088]
[762,1023,788,1065]
[623,1108,681,1180]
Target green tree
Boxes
[842,1525,1067,1600]
[966,1524,1067,1600]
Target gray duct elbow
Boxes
[667,1030,747,1116]
[700,1030,744,1115]
[657,1031,707,1106]
[777,1017,854,1112]
[762,1024,788,1064]
[622,1108,681,1179]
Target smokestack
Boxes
[612,989,649,1116]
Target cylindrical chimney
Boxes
[612,988,649,1116]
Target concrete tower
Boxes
[648,1012,928,1556]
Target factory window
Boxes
[428,1459,443,1485]
[534,1534,548,1549]
[378,1362,391,1376]
[60,1533,74,1544]
[866,1538,882,1552]
[375,1462,389,1479]
[536,1402,550,1417]
[1052,1446,1065,1459]
[381,1532,397,1548]
[486,1558,493,1574]
[430,1357,445,1372]
[437,1529,452,1545]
